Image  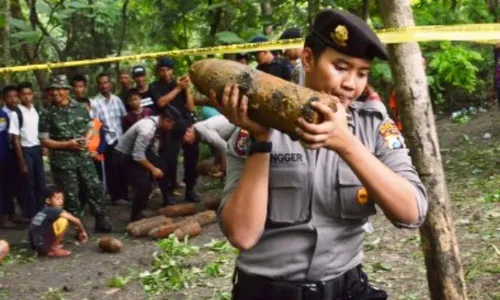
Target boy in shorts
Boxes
[29,186,89,257]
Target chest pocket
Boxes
[266,166,311,228]
[337,161,376,221]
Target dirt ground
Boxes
[0,108,499,300]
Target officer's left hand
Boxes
[295,101,351,152]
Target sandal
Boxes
[47,247,71,257]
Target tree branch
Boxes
[32,0,64,59]
[115,0,129,71]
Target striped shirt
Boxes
[115,117,158,161]
[92,93,127,145]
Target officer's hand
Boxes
[295,101,351,152]
[151,167,164,179]
[210,84,270,141]
[67,139,86,151]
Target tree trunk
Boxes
[3,0,10,68]
[377,1,468,300]
[115,0,129,73]
[361,0,369,21]
[261,1,272,35]
[308,0,320,30]
[10,0,47,89]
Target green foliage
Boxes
[429,42,484,93]
[139,235,200,294]
[2,247,38,265]
[2,0,497,112]
[140,237,235,295]
[42,288,66,300]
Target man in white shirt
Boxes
[9,82,46,219]
[92,73,128,204]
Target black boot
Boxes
[130,211,146,222]
[162,191,176,206]
[95,215,113,233]
[185,189,200,203]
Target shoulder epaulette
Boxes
[351,100,388,118]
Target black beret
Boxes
[250,36,269,43]
[280,27,302,40]
[310,9,388,61]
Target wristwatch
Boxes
[248,139,272,156]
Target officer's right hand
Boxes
[151,167,164,179]
[210,83,270,141]
[67,139,86,151]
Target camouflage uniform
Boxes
[38,77,106,219]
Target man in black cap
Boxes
[131,65,157,113]
[279,27,305,85]
[212,9,428,300]
[250,36,292,81]
[150,57,199,205]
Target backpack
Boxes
[12,106,24,130]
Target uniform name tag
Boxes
[270,153,304,164]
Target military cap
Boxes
[310,9,388,61]
[157,57,175,69]
[279,27,302,40]
[48,74,72,89]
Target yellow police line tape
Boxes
[0,23,499,74]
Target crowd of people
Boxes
[0,31,311,257]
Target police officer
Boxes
[150,57,199,204]
[250,36,292,81]
[39,75,112,232]
[211,9,428,300]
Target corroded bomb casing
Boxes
[189,59,338,140]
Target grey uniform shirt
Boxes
[218,100,428,281]
[115,117,158,161]
[193,115,235,154]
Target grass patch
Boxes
[139,236,236,296]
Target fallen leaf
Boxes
[104,288,121,296]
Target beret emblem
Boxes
[331,25,348,47]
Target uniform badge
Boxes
[379,122,404,150]
[234,129,250,156]
[331,25,349,47]
[357,187,368,205]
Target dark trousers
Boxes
[232,265,387,300]
[116,150,169,220]
[0,159,15,217]
[104,142,128,202]
[20,146,46,218]
[3,150,21,216]
[161,131,199,192]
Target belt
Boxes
[233,266,362,300]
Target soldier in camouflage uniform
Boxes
[38,75,112,232]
